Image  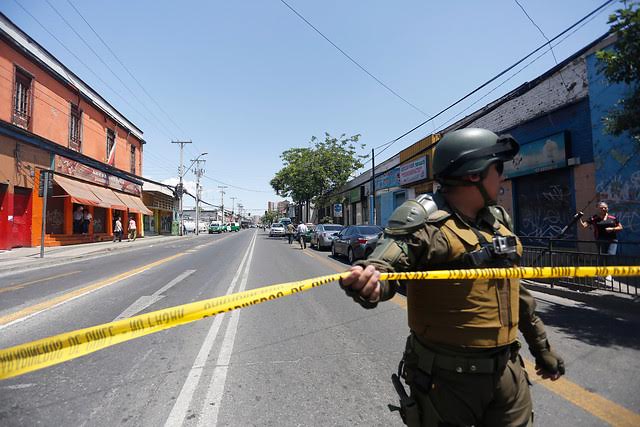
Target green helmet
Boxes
[433,128,519,181]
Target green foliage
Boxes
[270,133,368,205]
[262,210,279,225]
[320,216,334,224]
[596,1,640,141]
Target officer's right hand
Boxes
[340,265,381,302]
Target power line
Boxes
[202,174,273,193]
[278,0,429,118]
[371,0,615,157]
[10,0,173,141]
[64,0,189,138]
[43,0,178,140]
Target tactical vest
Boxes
[407,209,523,348]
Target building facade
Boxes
[0,13,151,249]
[330,34,638,255]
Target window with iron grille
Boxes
[69,104,82,151]
[13,68,32,129]
[130,145,136,174]
[106,129,116,163]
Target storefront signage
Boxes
[333,203,343,217]
[348,187,361,203]
[503,132,567,179]
[399,156,427,185]
[55,156,141,196]
[374,166,401,190]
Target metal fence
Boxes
[519,237,640,296]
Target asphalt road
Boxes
[0,229,639,426]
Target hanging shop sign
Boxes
[503,132,567,179]
[399,155,428,185]
[55,156,141,196]
[375,166,401,190]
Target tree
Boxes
[262,210,279,225]
[596,1,640,142]
[270,133,367,220]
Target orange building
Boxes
[0,13,152,249]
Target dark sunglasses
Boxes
[495,161,504,175]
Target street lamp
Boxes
[191,152,207,235]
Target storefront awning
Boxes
[90,186,128,211]
[53,174,104,207]
[115,192,153,216]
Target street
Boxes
[0,229,639,426]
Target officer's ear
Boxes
[464,173,482,183]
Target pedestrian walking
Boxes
[296,222,308,249]
[340,128,564,426]
[287,223,295,244]
[113,216,123,242]
[128,217,137,241]
[579,201,623,255]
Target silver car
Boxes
[331,225,383,264]
[311,224,344,250]
[269,223,286,237]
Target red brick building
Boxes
[0,13,151,249]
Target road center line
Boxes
[164,231,257,427]
[304,249,638,425]
[198,233,257,427]
[0,270,82,294]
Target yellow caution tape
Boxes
[1,265,638,380]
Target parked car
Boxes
[311,224,344,250]
[182,219,196,234]
[279,217,292,228]
[331,225,384,264]
[208,221,224,233]
[230,222,240,232]
[198,221,208,233]
[269,223,286,237]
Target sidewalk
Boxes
[0,234,185,277]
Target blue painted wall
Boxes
[587,50,640,255]
[503,97,593,163]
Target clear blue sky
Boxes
[1,0,617,214]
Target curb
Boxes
[523,279,639,316]
[0,235,188,278]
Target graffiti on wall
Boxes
[516,169,576,239]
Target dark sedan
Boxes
[331,225,384,264]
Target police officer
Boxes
[340,128,565,426]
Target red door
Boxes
[0,184,7,249]
[12,187,32,248]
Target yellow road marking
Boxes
[523,359,640,427]
[304,249,639,427]
[0,253,184,327]
[0,271,81,294]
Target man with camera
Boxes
[340,128,565,426]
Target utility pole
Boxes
[237,203,244,222]
[172,140,191,235]
[218,186,227,223]
[192,157,206,235]
[371,148,376,225]
[230,197,236,222]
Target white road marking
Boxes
[197,232,256,427]
[113,270,196,321]
[164,232,257,427]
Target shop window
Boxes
[69,104,82,151]
[93,208,106,233]
[13,68,32,129]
